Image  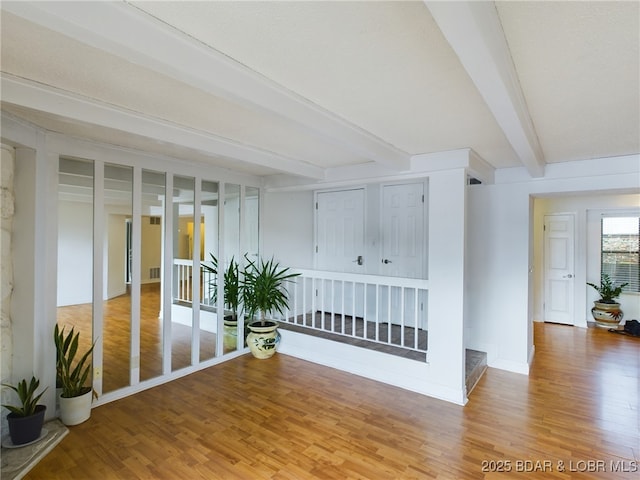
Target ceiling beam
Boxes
[3,1,410,172]
[1,74,325,180]
[425,1,546,178]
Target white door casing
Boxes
[544,214,575,325]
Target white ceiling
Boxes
[1,1,638,184]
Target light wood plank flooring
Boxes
[25,322,638,479]
[56,284,220,394]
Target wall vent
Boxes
[149,267,161,279]
[149,216,161,225]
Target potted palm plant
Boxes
[54,324,96,425]
[2,376,47,445]
[241,257,299,359]
[202,254,240,323]
[587,273,628,328]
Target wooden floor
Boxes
[56,284,221,394]
[26,322,638,479]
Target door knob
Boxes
[352,255,363,265]
[563,274,573,278]
[382,259,392,264]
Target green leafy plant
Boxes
[201,252,219,305]
[224,257,240,320]
[201,254,241,319]
[242,256,300,322]
[587,273,628,304]
[54,324,95,399]
[2,376,47,417]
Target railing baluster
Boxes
[311,277,316,328]
[351,282,356,337]
[414,288,419,350]
[330,279,335,333]
[387,285,392,344]
[301,277,307,325]
[363,283,368,341]
[400,286,406,348]
[375,284,380,342]
[340,280,345,335]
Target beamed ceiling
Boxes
[1,1,638,186]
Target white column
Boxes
[427,168,467,403]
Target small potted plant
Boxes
[54,324,96,425]
[2,376,48,445]
[241,256,299,359]
[587,273,628,328]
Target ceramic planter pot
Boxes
[6,405,46,445]
[59,389,92,426]
[246,320,280,359]
[591,301,623,328]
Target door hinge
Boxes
[315,245,318,253]
[315,202,318,210]
[422,194,424,203]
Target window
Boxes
[601,216,640,293]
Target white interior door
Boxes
[544,214,575,325]
[381,183,425,278]
[316,189,365,272]
[316,189,365,316]
[381,183,426,328]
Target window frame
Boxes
[600,214,640,294]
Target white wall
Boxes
[57,200,93,306]
[466,183,532,373]
[105,213,128,300]
[533,193,640,324]
[466,155,640,374]
[262,190,314,269]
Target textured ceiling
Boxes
[1,1,638,183]
[496,1,640,163]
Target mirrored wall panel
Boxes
[57,158,95,390]
[102,163,133,393]
[140,169,165,382]
[200,180,219,360]
[224,184,241,351]
[172,175,195,371]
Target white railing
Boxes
[275,269,429,353]
[173,259,216,308]
[172,262,429,353]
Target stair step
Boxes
[465,349,487,394]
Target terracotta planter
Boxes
[6,405,46,445]
[591,301,623,328]
[59,389,92,426]
[246,320,280,359]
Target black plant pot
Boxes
[6,404,46,445]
